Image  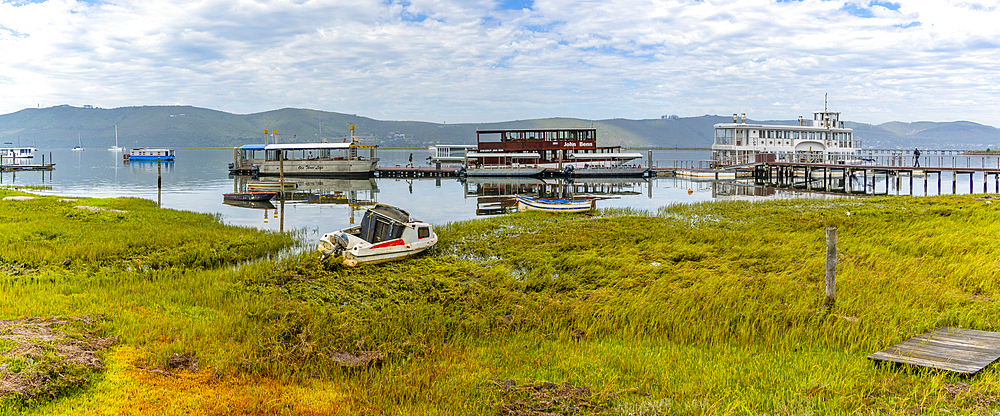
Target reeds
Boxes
[5,191,1000,414]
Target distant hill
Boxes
[1,105,998,150]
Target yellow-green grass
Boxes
[4,189,1000,414]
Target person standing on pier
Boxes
[913,148,921,167]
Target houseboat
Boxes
[428,144,477,163]
[230,127,378,177]
[461,128,646,177]
[124,148,175,161]
[712,108,860,167]
[0,147,37,165]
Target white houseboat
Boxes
[124,148,175,161]
[0,147,37,166]
[230,126,378,177]
[712,108,860,167]
[428,144,477,163]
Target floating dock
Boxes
[1,164,55,172]
[375,166,461,178]
[754,161,1000,195]
[869,327,1000,375]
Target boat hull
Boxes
[569,166,651,177]
[125,156,175,161]
[223,192,276,202]
[516,195,595,213]
[253,159,378,177]
[342,245,433,266]
[463,166,545,177]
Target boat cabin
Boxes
[428,144,477,163]
[0,147,36,165]
[467,128,637,168]
[128,148,175,160]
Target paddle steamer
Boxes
[712,106,860,167]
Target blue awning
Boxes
[240,144,266,150]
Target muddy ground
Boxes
[0,314,117,404]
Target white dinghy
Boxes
[318,204,438,266]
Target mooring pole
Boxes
[826,227,837,308]
[279,151,285,200]
[157,158,162,208]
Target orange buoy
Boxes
[687,188,693,195]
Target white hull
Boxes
[257,159,379,177]
[463,166,545,177]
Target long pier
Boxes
[754,161,1000,195]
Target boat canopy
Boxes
[264,143,352,151]
[359,204,413,244]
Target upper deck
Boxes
[476,128,603,152]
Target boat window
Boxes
[418,227,430,239]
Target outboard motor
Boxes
[227,162,234,170]
[562,165,575,176]
[250,164,259,178]
[456,166,466,177]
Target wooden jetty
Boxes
[1,163,55,172]
[753,161,1000,195]
[869,327,1000,375]
[375,166,460,178]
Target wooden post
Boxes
[826,228,837,308]
[157,158,162,208]
[279,151,285,200]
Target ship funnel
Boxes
[798,116,803,126]
[733,113,738,123]
[741,113,746,123]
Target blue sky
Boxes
[1,0,998,126]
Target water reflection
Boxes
[460,177,651,216]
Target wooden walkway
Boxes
[375,166,460,178]
[868,327,1000,374]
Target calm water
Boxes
[6,148,987,243]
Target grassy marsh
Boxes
[3,189,1000,414]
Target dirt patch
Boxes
[168,352,199,372]
[330,349,382,368]
[0,314,117,404]
[74,206,127,214]
[492,378,599,415]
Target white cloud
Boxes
[1,0,999,126]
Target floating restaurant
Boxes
[230,126,378,177]
[461,128,646,177]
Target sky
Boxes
[1,0,999,126]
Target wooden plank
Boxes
[868,327,1000,375]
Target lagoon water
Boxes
[4,148,990,243]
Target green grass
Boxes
[4,191,1000,414]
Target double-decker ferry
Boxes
[462,128,645,177]
[712,108,860,167]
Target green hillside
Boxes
[2,105,999,150]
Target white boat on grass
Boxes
[516,195,595,213]
[318,204,437,266]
